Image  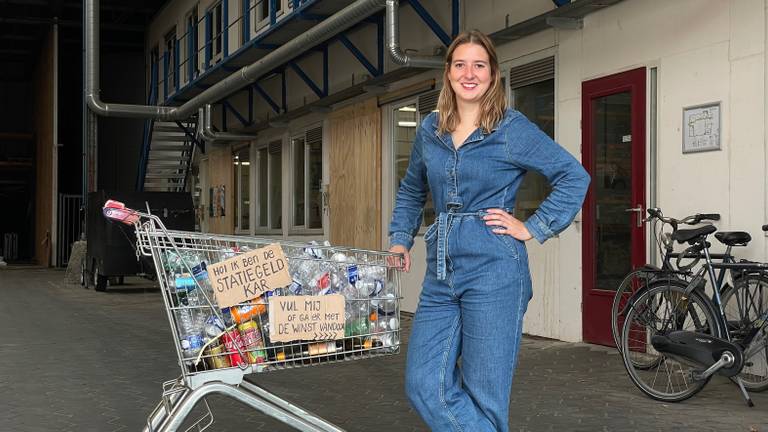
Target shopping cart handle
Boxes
[103,199,141,225]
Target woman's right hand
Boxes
[387,245,411,272]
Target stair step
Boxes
[147,160,188,166]
[143,179,183,185]
[148,155,186,161]
[145,173,186,179]
[151,143,191,151]
[152,134,189,142]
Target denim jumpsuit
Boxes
[389,109,590,431]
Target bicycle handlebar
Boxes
[645,207,720,227]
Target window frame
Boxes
[233,144,252,234]
[502,53,557,222]
[210,1,224,64]
[183,4,200,85]
[164,27,177,95]
[289,124,324,235]
[251,0,291,35]
[253,138,284,235]
[389,96,436,234]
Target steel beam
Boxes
[288,61,325,98]
[404,0,450,46]
[253,82,281,114]
[338,33,380,77]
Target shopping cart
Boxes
[103,200,403,432]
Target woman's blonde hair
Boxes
[436,30,506,135]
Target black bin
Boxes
[84,190,195,291]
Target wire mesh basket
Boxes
[103,200,403,432]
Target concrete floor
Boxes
[1,268,767,431]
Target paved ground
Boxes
[1,268,768,432]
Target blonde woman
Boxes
[388,31,589,431]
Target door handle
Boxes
[625,206,643,228]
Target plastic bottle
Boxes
[191,261,216,307]
[175,275,206,358]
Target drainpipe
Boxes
[85,0,389,120]
[385,0,445,68]
[197,105,255,143]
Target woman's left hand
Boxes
[483,208,533,241]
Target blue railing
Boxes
[136,60,158,191]
[160,0,319,104]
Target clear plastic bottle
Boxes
[175,275,205,358]
[191,261,216,308]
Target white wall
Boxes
[145,0,768,342]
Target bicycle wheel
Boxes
[722,273,768,392]
[611,270,687,350]
[621,283,720,402]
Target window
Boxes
[253,0,269,30]
[211,2,224,62]
[509,57,555,221]
[149,45,159,100]
[164,28,177,93]
[256,140,282,230]
[291,126,323,230]
[233,146,251,232]
[392,97,436,228]
[252,0,286,33]
[184,6,199,84]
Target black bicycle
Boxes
[619,221,768,404]
[611,208,729,351]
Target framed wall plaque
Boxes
[682,102,721,154]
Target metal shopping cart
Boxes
[103,200,403,432]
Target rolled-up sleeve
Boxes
[506,115,590,244]
[388,125,430,251]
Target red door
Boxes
[582,68,646,346]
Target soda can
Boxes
[238,320,267,364]
[221,328,248,367]
[205,342,231,369]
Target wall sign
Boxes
[682,102,721,154]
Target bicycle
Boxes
[619,222,768,404]
[611,208,723,351]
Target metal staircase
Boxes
[141,120,199,192]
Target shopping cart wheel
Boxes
[93,262,108,292]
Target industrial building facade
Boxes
[5,0,767,346]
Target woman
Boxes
[388,31,589,431]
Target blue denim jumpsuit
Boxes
[389,109,590,431]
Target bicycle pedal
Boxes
[691,370,707,381]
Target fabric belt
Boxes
[435,207,513,280]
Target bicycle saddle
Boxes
[714,231,751,246]
[672,224,716,244]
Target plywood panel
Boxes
[206,146,235,234]
[328,98,381,250]
[34,29,55,266]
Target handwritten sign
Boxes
[268,295,345,342]
[208,244,292,309]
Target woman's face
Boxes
[448,42,492,106]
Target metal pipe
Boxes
[385,0,444,68]
[197,105,255,142]
[85,0,389,120]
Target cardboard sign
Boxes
[268,295,345,342]
[208,244,292,309]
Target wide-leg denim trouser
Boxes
[405,213,533,432]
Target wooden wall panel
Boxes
[206,146,234,234]
[328,98,381,250]
[34,29,55,266]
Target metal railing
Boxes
[56,194,84,267]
